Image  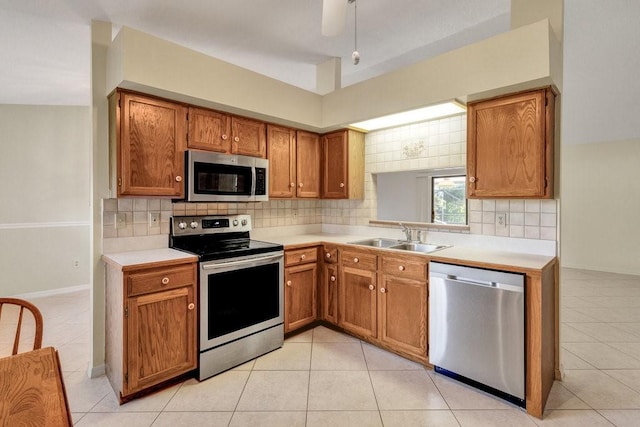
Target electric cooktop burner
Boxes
[169,214,283,261]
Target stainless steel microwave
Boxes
[185,150,268,202]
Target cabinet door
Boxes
[321,264,339,325]
[339,266,377,338]
[119,92,186,197]
[125,285,196,395]
[467,88,554,198]
[378,275,427,361]
[284,263,318,332]
[187,107,231,152]
[322,130,348,198]
[296,131,321,198]
[231,116,266,158]
[267,125,296,198]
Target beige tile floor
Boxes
[4,267,640,426]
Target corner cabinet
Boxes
[111,90,186,198]
[320,245,339,324]
[104,256,198,402]
[467,87,555,199]
[321,130,365,199]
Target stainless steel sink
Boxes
[348,238,400,248]
[388,242,449,254]
[348,238,449,254]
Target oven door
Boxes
[199,251,284,351]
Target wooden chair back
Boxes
[0,297,44,355]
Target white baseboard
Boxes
[88,364,106,379]
[14,284,90,299]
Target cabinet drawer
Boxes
[127,264,196,296]
[322,246,338,264]
[381,256,427,281]
[341,250,377,270]
[285,247,318,266]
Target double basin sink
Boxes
[348,237,449,254]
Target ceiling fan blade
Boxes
[322,0,347,37]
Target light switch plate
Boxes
[115,212,126,229]
[149,212,160,226]
[496,212,508,229]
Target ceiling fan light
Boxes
[322,0,348,37]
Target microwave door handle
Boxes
[251,166,257,198]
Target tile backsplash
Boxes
[102,114,557,242]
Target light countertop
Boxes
[102,248,197,270]
[102,233,556,272]
[262,233,556,271]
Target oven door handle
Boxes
[201,253,283,270]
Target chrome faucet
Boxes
[399,223,412,241]
[400,223,425,243]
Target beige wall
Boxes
[0,105,91,295]
[560,1,640,275]
[107,20,561,132]
[561,139,640,275]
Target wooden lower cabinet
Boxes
[105,259,197,402]
[321,263,339,324]
[336,249,428,362]
[339,265,377,338]
[284,262,318,332]
[378,275,428,362]
[320,245,339,324]
[284,246,319,333]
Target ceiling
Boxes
[0,0,510,106]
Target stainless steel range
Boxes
[169,214,284,381]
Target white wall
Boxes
[0,105,90,295]
[561,1,640,274]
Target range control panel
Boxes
[171,214,251,236]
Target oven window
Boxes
[194,162,252,195]
[207,262,280,340]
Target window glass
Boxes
[432,175,467,225]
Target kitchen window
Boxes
[432,174,467,224]
[415,168,467,225]
[376,167,467,225]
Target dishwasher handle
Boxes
[431,271,524,293]
[446,274,498,288]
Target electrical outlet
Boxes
[149,212,160,226]
[496,212,508,229]
[115,212,126,229]
[73,260,79,268]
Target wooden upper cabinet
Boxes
[322,129,365,199]
[267,125,296,198]
[187,107,231,153]
[231,116,266,158]
[296,131,321,198]
[186,108,265,158]
[116,91,186,198]
[267,126,321,199]
[467,87,555,199]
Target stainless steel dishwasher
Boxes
[429,261,525,406]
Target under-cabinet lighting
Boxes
[349,101,466,132]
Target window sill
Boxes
[369,219,470,232]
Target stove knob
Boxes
[233,219,239,226]
[190,221,199,229]
[178,221,187,230]
[241,219,248,226]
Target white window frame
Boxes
[416,167,467,225]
